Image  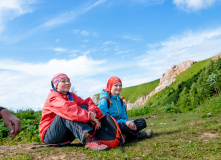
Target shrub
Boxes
[164,103,181,113]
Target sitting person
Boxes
[39,73,108,151]
[0,106,21,139]
[98,76,153,141]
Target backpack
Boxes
[93,115,125,151]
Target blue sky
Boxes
[1,0,221,111]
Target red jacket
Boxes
[39,89,103,143]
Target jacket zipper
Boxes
[114,99,119,116]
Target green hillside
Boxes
[120,79,160,103]
[144,58,211,108]
[127,53,221,117]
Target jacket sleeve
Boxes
[116,102,132,124]
[97,98,109,116]
[49,94,91,123]
[71,93,103,119]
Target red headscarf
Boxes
[104,76,122,92]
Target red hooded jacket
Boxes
[39,89,103,143]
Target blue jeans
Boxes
[118,118,147,140]
[44,105,92,145]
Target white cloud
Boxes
[69,49,80,54]
[0,56,108,111]
[115,49,133,55]
[120,34,141,41]
[0,0,35,33]
[0,0,105,42]
[82,50,91,55]
[53,47,67,52]
[139,27,221,76]
[102,41,116,45]
[81,30,89,36]
[42,0,106,29]
[173,0,220,12]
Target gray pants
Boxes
[44,105,93,145]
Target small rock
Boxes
[148,123,155,126]
[173,119,177,121]
[149,115,156,119]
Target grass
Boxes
[1,110,220,159]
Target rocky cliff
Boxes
[127,60,196,110]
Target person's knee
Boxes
[135,118,147,128]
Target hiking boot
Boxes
[85,135,109,151]
[137,129,153,139]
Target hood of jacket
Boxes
[99,89,109,99]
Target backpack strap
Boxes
[101,96,123,109]
[101,97,110,109]
[119,98,123,107]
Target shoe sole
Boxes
[85,145,109,151]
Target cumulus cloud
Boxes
[0,55,108,110]
[0,0,36,33]
[173,0,220,12]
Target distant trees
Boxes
[176,58,221,112]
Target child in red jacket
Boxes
[39,73,108,151]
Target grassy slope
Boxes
[120,79,160,103]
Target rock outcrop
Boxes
[212,52,221,60]
[92,95,99,105]
[127,60,196,110]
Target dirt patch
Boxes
[188,121,205,126]
[201,132,218,138]
[0,143,89,159]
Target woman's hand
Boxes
[126,120,137,131]
[89,111,101,129]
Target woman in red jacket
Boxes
[39,73,108,151]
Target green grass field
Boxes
[1,109,220,160]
